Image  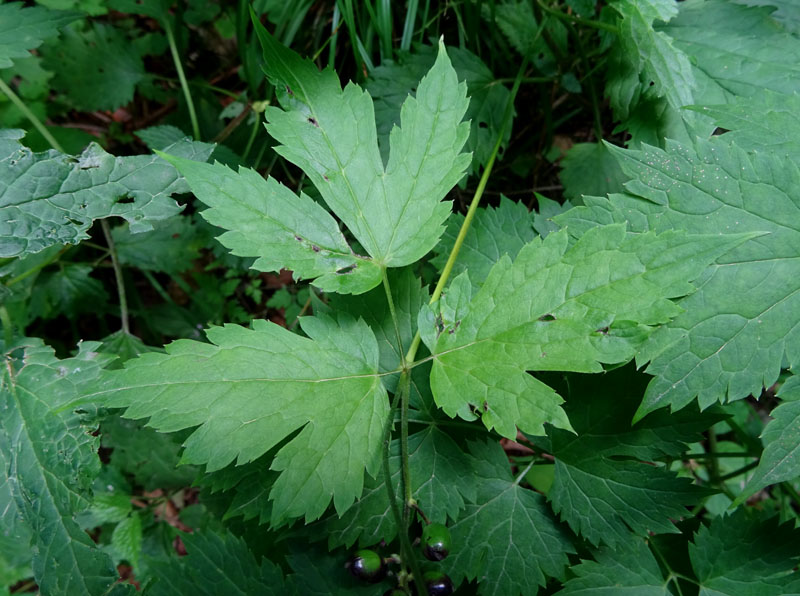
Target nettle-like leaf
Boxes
[84,315,389,524]
[0,129,214,257]
[0,339,130,595]
[690,509,800,595]
[43,22,145,111]
[557,537,670,595]
[147,529,286,596]
[734,375,800,504]
[424,223,746,438]
[543,366,720,548]
[441,441,575,596]
[557,136,800,418]
[112,215,205,275]
[0,2,80,69]
[254,22,471,271]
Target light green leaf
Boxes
[43,23,144,111]
[162,155,381,294]
[442,441,575,596]
[0,2,79,69]
[84,315,389,524]
[733,0,800,33]
[690,510,800,596]
[557,136,800,418]
[255,24,470,267]
[429,224,746,438]
[0,130,214,257]
[432,197,537,290]
[324,426,479,548]
[557,538,670,595]
[147,529,286,596]
[559,143,628,202]
[544,366,719,547]
[734,375,800,505]
[0,339,126,595]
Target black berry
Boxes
[347,549,387,583]
[421,523,452,561]
[423,570,454,596]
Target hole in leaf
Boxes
[285,85,293,96]
[311,245,320,252]
[307,117,319,127]
[478,121,488,129]
[538,314,556,322]
[595,326,609,335]
[336,264,357,275]
[115,195,135,204]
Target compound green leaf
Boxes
[690,510,800,596]
[324,426,479,548]
[557,136,800,418]
[544,366,719,547]
[0,130,214,257]
[0,2,79,69]
[84,315,390,524]
[441,441,575,596]
[162,155,381,294]
[734,375,800,505]
[0,339,127,595]
[255,24,470,267]
[431,197,537,290]
[367,44,512,175]
[43,23,145,111]
[557,538,669,595]
[147,529,286,596]
[428,223,746,438]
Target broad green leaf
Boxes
[162,155,381,294]
[324,426,479,548]
[112,215,204,275]
[557,538,669,595]
[43,23,144,111]
[428,224,746,438]
[255,24,470,267]
[734,375,800,504]
[734,0,800,33]
[441,441,575,596]
[431,197,537,290]
[557,136,800,418]
[84,315,389,523]
[0,339,127,595]
[691,90,800,159]
[0,445,31,588]
[0,2,79,69]
[198,453,278,525]
[147,529,286,596]
[490,0,567,73]
[544,366,720,547]
[662,0,800,103]
[690,510,800,596]
[0,130,214,257]
[98,330,160,367]
[367,44,512,175]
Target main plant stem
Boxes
[101,220,130,334]
[379,59,528,592]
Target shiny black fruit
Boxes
[421,523,452,561]
[347,549,387,583]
